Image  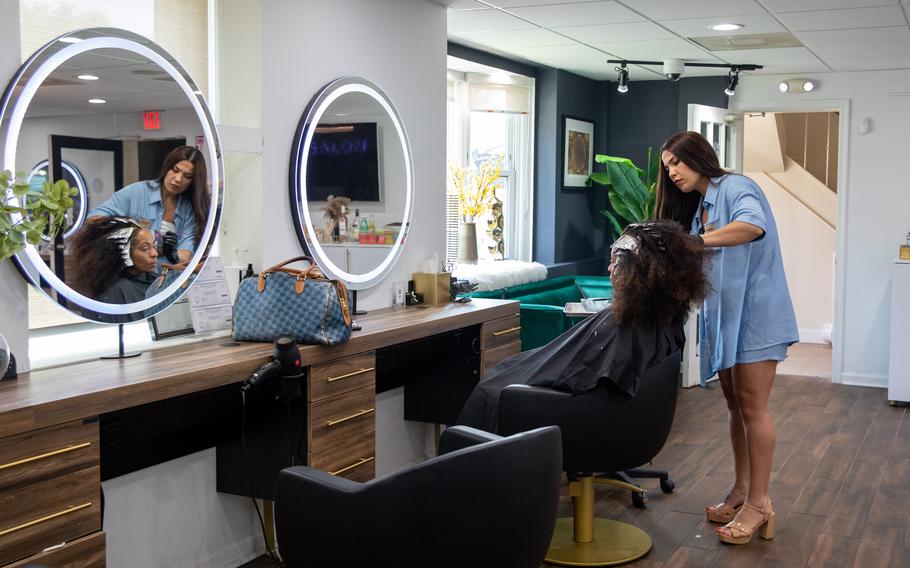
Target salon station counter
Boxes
[0,298,520,568]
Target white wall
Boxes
[736,70,910,387]
[749,172,835,342]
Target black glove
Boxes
[162,231,180,264]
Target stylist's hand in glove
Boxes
[162,231,180,264]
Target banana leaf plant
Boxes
[588,148,661,238]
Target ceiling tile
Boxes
[717,46,826,66]
[506,1,643,27]
[503,42,608,63]
[493,0,611,7]
[460,27,577,48]
[811,41,910,59]
[553,21,675,43]
[760,0,898,13]
[591,38,718,61]
[620,0,766,21]
[448,9,536,33]
[776,6,906,31]
[659,14,786,37]
[444,0,491,10]
[795,26,910,46]
[824,54,910,71]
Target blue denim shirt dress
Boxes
[691,174,799,383]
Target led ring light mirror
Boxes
[289,77,413,290]
[0,27,223,323]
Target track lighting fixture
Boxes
[606,59,761,96]
[616,63,629,93]
[724,68,740,96]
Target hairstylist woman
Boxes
[655,131,798,545]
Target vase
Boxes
[0,332,9,378]
[459,220,478,265]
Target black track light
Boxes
[616,63,629,93]
[724,68,740,96]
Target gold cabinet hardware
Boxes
[329,456,374,476]
[326,408,375,427]
[0,442,92,471]
[326,367,375,383]
[0,502,92,537]
[492,326,521,336]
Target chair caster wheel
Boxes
[633,491,648,508]
[660,479,675,493]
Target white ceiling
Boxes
[444,0,910,81]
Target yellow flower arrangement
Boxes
[448,154,503,221]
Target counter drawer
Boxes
[481,314,521,350]
[0,419,99,493]
[308,351,376,403]
[7,531,105,568]
[308,429,375,483]
[0,466,101,566]
[481,340,522,379]
[308,385,376,452]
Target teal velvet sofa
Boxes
[467,275,613,351]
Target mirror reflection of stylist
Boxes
[71,217,159,304]
[655,131,798,545]
[88,145,209,264]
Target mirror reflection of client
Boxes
[87,145,209,264]
[457,221,707,433]
[71,217,159,304]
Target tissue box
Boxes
[412,272,451,305]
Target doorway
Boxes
[138,137,187,180]
[741,109,842,381]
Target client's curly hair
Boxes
[610,220,707,328]
[70,217,142,299]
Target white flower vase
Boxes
[459,220,478,265]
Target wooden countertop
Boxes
[0,298,518,438]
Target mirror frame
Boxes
[288,77,413,291]
[0,27,223,322]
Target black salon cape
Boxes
[456,307,685,433]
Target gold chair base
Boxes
[545,517,652,567]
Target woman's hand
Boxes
[702,221,764,248]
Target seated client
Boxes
[71,217,159,304]
[457,220,707,433]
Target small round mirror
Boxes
[0,28,222,323]
[289,77,413,290]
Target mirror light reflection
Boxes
[2,29,222,323]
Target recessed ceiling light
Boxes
[59,37,83,44]
[88,98,106,104]
[77,74,99,81]
[711,23,744,32]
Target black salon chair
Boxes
[274,425,562,568]
[498,350,681,566]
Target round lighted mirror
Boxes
[289,77,413,290]
[0,28,222,323]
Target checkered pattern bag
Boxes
[232,256,352,345]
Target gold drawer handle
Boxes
[492,326,522,336]
[326,367,375,383]
[0,502,93,538]
[0,442,92,471]
[329,456,375,476]
[326,408,375,427]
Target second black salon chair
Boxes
[274,425,562,568]
[498,350,682,566]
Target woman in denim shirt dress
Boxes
[656,131,798,545]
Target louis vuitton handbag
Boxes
[232,256,352,345]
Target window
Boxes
[446,60,534,264]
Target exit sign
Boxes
[143,111,161,130]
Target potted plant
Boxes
[1,169,75,379]
[588,148,660,238]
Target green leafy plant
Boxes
[0,170,76,261]
[589,148,661,237]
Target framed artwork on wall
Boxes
[562,115,594,189]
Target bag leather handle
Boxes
[264,256,316,272]
[253,256,352,327]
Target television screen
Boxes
[306,122,380,202]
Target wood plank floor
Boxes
[242,374,909,567]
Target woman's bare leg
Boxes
[713,369,749,510]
